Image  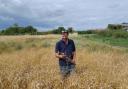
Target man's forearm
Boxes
[55,53,60,58]
[55,53,64,59]
[72,52,76,64]
[73,52,76,60]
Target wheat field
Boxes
[0,35,128,89]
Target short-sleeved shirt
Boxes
[55,39,76,66]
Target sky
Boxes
[0,0,128,31]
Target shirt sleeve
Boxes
[72,40,76,52]
[55,42,59,53]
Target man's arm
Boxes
[55,52,65,59]
[71,40,76,64]
[71,51,76,64]
[55,42,65,59]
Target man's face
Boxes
[62,32,68,40]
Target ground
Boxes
[0,34,128,89]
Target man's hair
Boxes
[61,30,69,35]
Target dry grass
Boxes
[0,35,128,89]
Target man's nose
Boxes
[62,35,65,37]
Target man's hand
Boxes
[59,54,65,59]
[55,53,65,59]
[71,59,76,64]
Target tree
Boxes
[67,27,74,33]
[24,25,37,34]
[12,23,19,27]
[52,26,66,34]
[0,24,38,35]
[108,24,123,31]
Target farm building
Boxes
[121,23,128,31]
[108,23,128,31]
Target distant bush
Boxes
[36,32,49,35]
[112,31,128,38]
[15,44,23,50]
[31,43,37,47]
[108,24,123,31]
[96,30,128,38]
[51,27,75,34]
[97,30,112,37]
[0,42,8,53]
[41,41,51,48]
[77,30,95,34]
[0,24,37,35]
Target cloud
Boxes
[0,0,128,30]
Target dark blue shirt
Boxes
[55,39,76,66]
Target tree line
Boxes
[77,24,128,38]
[0,24,75,35]
[0,24,37,35]
[1,23,128,38]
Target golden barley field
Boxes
[0,34,128,89]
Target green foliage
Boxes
[0,25,76,35]
[41,41,51,48]
[108,24,123,31]
[96,30,128,38]
[51,27,66,34]
[0,42,9,54]
[0,41,23,54]
[31,43,37,47]
[97,30,112,37]
[50,27,75,34]
[112,31,128,38]
[0,24,37,35]
[82,34,128,47]
[77,30,95,34]
[15,44,23,50]
[24,25,37,35]
[67,27,75,33]
[78,24,128,39]
[36,32,49,35]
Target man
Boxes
[55,30,76,79]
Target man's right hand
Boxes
[59,54,65,59]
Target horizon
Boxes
[0,23,108,31]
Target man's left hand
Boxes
[71,59,76,64]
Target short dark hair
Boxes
[61,30,69,35]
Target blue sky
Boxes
[0,0,128,31]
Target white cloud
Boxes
[0,16,14,21]
[0,0,128,30]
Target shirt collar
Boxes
[61,39,69,45]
